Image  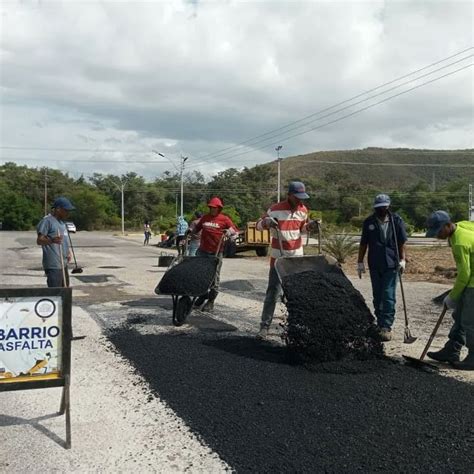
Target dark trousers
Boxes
[260,266,282,329]
[176,235,186,256]
[45,267,70,288]
[448,288,474,351]
[369,268,398,329]
[196,249,223,302]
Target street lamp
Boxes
[276,145,283,202]
[112,178,127,236]
[152,150,188,217]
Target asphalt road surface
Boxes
[1,231,473,472]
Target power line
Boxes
[190,48,474,163]
[285,160,474,168]
[187,62,474,169]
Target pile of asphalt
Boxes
[282,271,382,364]
[108,329,474,472]
[156,257,218,296]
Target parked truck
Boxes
[224,221,270,257]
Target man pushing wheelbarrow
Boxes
[188,197,238,313]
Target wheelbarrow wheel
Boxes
[173,295,193,326]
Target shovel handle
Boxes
[398,272,410,327]
[420,307,448,361]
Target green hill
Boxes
[281,147,474,189]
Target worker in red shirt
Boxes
[256,181,319,339]
[191,197,238,312]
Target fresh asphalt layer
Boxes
[1,231,473,472]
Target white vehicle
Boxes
[65,222,76,233]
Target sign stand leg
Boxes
[65,374,71,449]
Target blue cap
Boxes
[426,210,451,238]
[52,197,75,211]
[373,194,391,208]
[288,181,309,199]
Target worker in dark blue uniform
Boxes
[357,194,408,341]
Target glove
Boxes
[263,217,278,229]
[398,259,406,273]
[357,262,366,279]
[443,295,457,310]
[307,220,320,232]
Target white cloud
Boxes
[0,0,472,180]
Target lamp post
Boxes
[113,179,126,235]
[152,150,188,216]
[275,145,283,202]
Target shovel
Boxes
[398,272,417,344]
[67,233,83,274]
[403,307,448,371]
[389,212,417,344]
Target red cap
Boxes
[208,197,224,208]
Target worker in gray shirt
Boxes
[37,197,75,287]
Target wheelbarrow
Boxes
[154,235,227,326]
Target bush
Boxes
[323,231,359,264]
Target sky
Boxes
[0,0,473,181]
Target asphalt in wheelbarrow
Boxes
[282,270,383,364]
[156,256,219,296]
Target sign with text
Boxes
[0,288,71,391]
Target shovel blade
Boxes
[72,267,84,274]
[402,355,439,372]
[403,327,417,344]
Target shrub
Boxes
[323,231,359,264]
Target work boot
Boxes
[193,295,207,308]
[453,352,474,371]
[378,327,392,342]
[427,340,462,363]
[201,300,214,313]
[256,327,269,340]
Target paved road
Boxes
[1,231,472,472]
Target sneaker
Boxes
[256,327,269,340]
[201,301,214,313]
[378,327,392,342]
[427,341,461,363]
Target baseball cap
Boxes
[373,194,391,208]
[425,210,451,238]
[52,197,75,211]
[208,197,224,208]
[288,181,309,199]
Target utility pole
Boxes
[175,194,178,218]
[113,179,126,235]
[180,155,188,216]
[469,183,473,221]
[276,145,283,202]
[44,167,48,215]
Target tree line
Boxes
[0,162,470,233]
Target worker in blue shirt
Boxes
[357,194,408,341]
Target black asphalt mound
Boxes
[108,330,474,473]
[156,257,218,296]
[283,271,383,363]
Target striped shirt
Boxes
[256,200,309,266]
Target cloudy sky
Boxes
[0,0,473,180]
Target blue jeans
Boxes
[188,240,199,256]
[45,268,69,288]
[369,268,398,329]
[260,266,282,329]
[448,288,474,351]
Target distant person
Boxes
[190,197,238,312]
[187,211,203,256]
[255,181,319,339]
[357,194,407,341]
[425,211,474,370]
[36,197,75,288]
[144,221,152,246]
[176,216,189,256]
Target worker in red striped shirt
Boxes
[256,181,319,339]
